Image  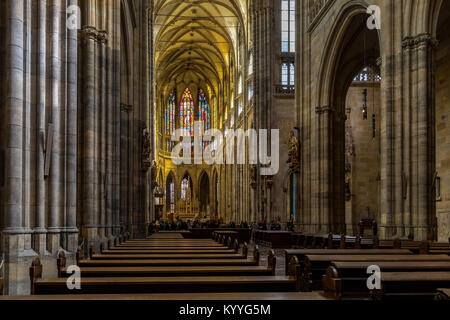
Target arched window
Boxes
[198,89,211,131]
[180,88,194,136]
[281,0,295,53]
[198,89,211,149]
[248,54,253,76]
[166,90,176,149]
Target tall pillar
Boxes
[81,25,99,241]
[64,0,79,252]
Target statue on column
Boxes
[287,129,300,173]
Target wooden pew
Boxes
[109,245,227,250]
[370,272,450,300]
[322,261,450,299]
[31,253,302,295]
[302,254,450,292]
[435,288,450,300]
[79,244,258,268]
[0,292,329,301]
[255,231,292,249]
[58,250,273,278]
[100,248,237,255]
[284,249,412,275]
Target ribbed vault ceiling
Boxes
[154,0,246,96]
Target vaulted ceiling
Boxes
[154,0,247,97]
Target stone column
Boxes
[81,25,99,241]
[34,0,48,255]
[319,106,331,233]
[48,0,64,254]
[402,34,436,240]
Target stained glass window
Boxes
[169,182,175,214]
[166,90,176,149]
[198,89,211,149]
[198,89,211,132]
[180,88,194,136]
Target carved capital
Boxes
[402,33,439,50]
[315,106,333,114]
[97,30,108,44]
[80,25,98,41]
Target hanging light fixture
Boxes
[362,88,368,120]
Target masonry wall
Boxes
[435,21,450,242]
[345,84,381,234]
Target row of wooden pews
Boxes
[284,240,450,299]
[291,233,450,254]
[25,232,329,299]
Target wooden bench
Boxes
[284,249,413,275]
[31,254,301,295]
[371,272,450,300]
[435,288,450,300]
[92,240,243,258]
[182,228,251,243]
[78,244,259,268]
[0,292,329,300]
[58,250,274,278]
[255,231,292,249]
[302,254,450,292]
[322,261,450,299]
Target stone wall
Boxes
[435,12,450,242]
[345,84,381,235]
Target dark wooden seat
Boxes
[31,252,301,295]
[58,249,273,278]
[372,272,450,300]
[255,231,292,249]
[435,288,450,300]
[302,254,450,292]
[91,253,246,260]
[322,261,450,299]
[283,249,412,275]
[77,244,259,268]
[101,249,237,254]
[0,292,329,300]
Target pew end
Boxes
[322,266,342,300]
[339,234,346,249]
[233,239,240,253]
[287,256,302,292]
[108,238,114,249]
[76,246,83,266]
[253,245,260,265]
[89,242,95,259]
[355,235,361,249]
[242,242,248,259]
[114,237,119,247]
[372,236,379,249]
[419,240,430,255]
[226,236,232,249]
[57,251,67,278]
[268,250,277,276]
[29,257,43,295]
